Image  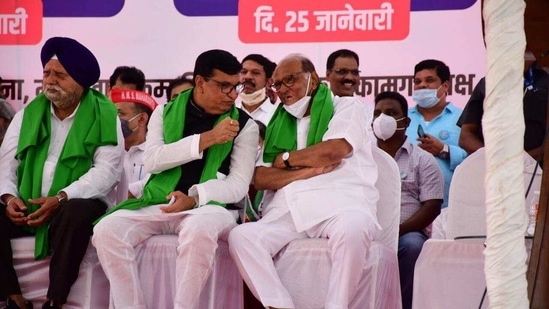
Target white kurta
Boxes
[0,103,124,206]
[229,95,380,309]
[93,103,259,309]
[124,142,149,198]
[257,95,380,232]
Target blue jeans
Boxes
[398,231,427,309]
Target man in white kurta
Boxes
[110,88,158,200]
[92,50,258,309]
[228,54,379,309]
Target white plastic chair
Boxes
[446,147,541,239]
[413,147,541,309]
[273,146,402,309]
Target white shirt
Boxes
[143,104,259,207]
[0,103,124,206]
[124,142,150,198]
[235,98,276,126]
[256,95,380,232]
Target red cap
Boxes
[110,88,158,111]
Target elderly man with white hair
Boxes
[0,37,124,309]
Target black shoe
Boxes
[40,301,59,309]
[5,299,33,309]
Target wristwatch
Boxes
[55,193,67,205]
[439,144,450,160]
[282,152,292,169]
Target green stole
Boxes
[245,84,334,222]
[262,83,334,163]
[17,89,118,259]
[95,88,239,222]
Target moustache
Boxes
[242,80,256,88]
[341,79,356,85]
[45,85,63,91]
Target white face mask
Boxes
[372,113,406,141]
[412,85,443,109]
[239,87,266,106]
[283,73,311,119]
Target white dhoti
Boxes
[92,205,237,309]
[229,209,377,309]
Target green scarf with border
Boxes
[262,83,334,163]
[17,89,118,259]
[96,88,238,222]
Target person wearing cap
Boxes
[0,37,124,309]
[92,49,258,309]
[111,88,158,199]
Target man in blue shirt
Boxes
[405,59,467,208]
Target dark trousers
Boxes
[0,198,106,303]
[398,231,428,309]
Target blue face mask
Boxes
[120,113,140,138]
[413,85,442,109]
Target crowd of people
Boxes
[0,36,547,309]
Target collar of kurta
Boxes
[262,83,334,163]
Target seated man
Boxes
[0,37,123,309]
[458,50,548,159]
[92,49,258,309]
[229,53,379,309]
[110,88,158,199]
[373,91,443,309]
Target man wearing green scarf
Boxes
[92,50,258,309]
[229,54,381,309]
[0,37,123,309]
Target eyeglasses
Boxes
[204,77,243,94]
[270,71,305,92]
[332,68,361,76]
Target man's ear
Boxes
[195,76,206,94]
[138,112,149,126]
[265,77,273,88]
[325,70,332,79]
[311,72,321,89]
[442,80,450,92]
[404,117,411,128]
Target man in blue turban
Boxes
[0,37,124,309]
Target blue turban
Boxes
[40,37,100,88]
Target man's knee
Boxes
[398,232,426,259]
[92,215,118,245]
[329,211,375,243]
[228,223,262,250]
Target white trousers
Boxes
[92,206,236,309]
[228,210,377,309]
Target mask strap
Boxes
[128,113,141,123]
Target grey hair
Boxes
[0,99,15,122]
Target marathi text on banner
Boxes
[0,0,41,45]
[240,0,409,43]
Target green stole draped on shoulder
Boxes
[17,89,118,259]
[96,88,239,222]
[262,83,334,163]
